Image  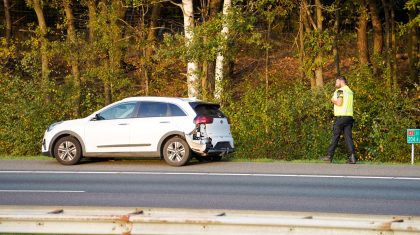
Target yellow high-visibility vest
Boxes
[333,85,354,117]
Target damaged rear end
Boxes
[185,102,234,158]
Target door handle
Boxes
[160,121,171,124]
[118,123,128,126]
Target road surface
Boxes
[1,159,420,215]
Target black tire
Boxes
[53,136,82,165]
[163,137,191,167]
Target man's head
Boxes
[335,76,347,88]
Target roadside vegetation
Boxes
[0,0,419,162]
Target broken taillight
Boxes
[194,116,213,124]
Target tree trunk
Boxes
[368,0,383,55]
[391,7,397,88]
[104,0,126,105]
[31,0,49,102]
[314,0,324,87]
[408,8,419,83]
[302,0,316,89]
[3,0,11,44]
[144,3,161,96]
[381,0,390,85]
[333,0,341,75]
[209,0,222,15]
[182,0,199,98]
[87,0,96,43]
[357,0,370,65]
[299,1,305,81]
[205,0,222,96]
[63,0,81,116]
[214,0,231,101]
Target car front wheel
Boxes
[163,137,191,167]
[53,136,82,165]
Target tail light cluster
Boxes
[194,116,231,124]
[194,116,213,124]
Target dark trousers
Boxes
[327,116,355,157]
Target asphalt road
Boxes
[1,159,420,216]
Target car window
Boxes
[138,102,168,118]
[169,104,187,116]
[99,102,137,120]
[194,104,226,118]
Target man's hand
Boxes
[332,97,343,106]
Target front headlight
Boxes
[47,121,63,132]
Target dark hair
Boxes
[336,75,348,84]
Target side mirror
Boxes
[91,113,103,121]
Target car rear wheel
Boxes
[163,137,191,167]
[53,136,82,165]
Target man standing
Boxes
[321,76,356,164]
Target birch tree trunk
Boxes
[206,0,222,95]
[181,0,199,98]
[214,0,231,100]
[3,0,11,44]
[314,0,324,87]
[63,0,81,116]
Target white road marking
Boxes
[0,170,420,181]
[0,190,85,193]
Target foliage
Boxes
[224,66,418,162]
[301,29,334,78]
[0,0,418,163]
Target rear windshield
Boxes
[192,104,226,118]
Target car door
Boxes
[84,102,138,154]
[130,102,185,153]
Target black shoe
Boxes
[320,155,332,163]
[346,154,357,164]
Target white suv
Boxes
[42,97,234,166]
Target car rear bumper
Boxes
[206,147,235,155]
[205,141,234,155]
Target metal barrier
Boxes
[0,206,419,235]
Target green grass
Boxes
[226,155,420,165]
[2,155,420,166]
[0,155,48,160]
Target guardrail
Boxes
[0,206,419,235]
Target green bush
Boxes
[224,67,418,162]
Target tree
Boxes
[381,0,397,87]
[301,0,326,88]
[27,0,50,102]
[214,0,231,101]
[332,0,341,75]
[87,0,96,43]
[357,0,370,65]
[171,0,199,98]
[143,2,161,96]
[3,0,11,44]
[200,0,222,100]
[314,0,324,87]
[368,0,383,55]
[406,0,419,84]
[63,0,81,116]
